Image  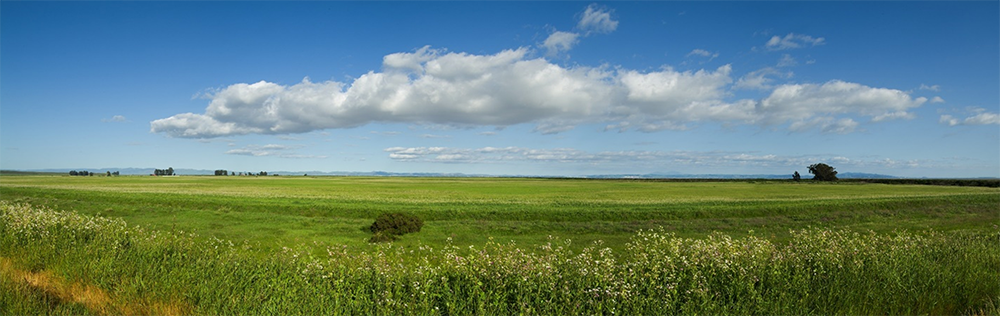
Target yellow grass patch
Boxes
[0,257,190,316]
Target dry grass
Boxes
[0,257,189,316]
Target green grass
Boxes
[1,201,997,315]
[1,175,998,314]
[1,175,997,252]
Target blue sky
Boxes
[2,1,998,177]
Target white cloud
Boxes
[224,144,322,158]
[734,67,792,91]
[152,46,928,137]
[102,115,127,123]
[940,108,1000,126]
[420,134,451,139]
[577,4,618,35]
[687,49,719,60]
[777,54,797,67]
[930,96,945,103]
[152,47,615,138]
[151,112,261,138]
[758,80,926,130]
[540,4,616,55]
[919,84,941,92]
[789,117,860,134]
[963,112,1000,125]
[939,115,959,126]
[542,31,580,56]
[613,65,762,131]
[765,33,825,51]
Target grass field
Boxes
[1,175,998,314]
[1,175,997,251]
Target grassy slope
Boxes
[1,175,996,252]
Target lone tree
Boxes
[808,163,838,181]
[793,171,801,182]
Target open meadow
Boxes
[1,175,998,314]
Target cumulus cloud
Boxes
[152,45,927,137]
[542,31,581,56]
[765,33,825,51]
[930,96,945,103]
[577,4,618,35]
[152,47,614,137]
[758,80,926,129]
[940,108,1000,126]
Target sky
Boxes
[1,1,998,177]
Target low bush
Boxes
[369,212,423,240]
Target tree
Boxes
[107,171,112,177]
[167,167,174,176]
[793,171,801,182]
[69,170,78,176]
[808,163,838,181]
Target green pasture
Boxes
[1,175,996,252]
[2,175,998,314]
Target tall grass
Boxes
[2,201,997,315]
[3,178,997,252]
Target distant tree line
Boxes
[214,170,277,176]
[69,170,119,176]
[842,178,1000,188]
[153,167,175,176]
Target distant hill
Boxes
[838,172,898,179]
[0,170,62,176]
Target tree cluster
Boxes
[68,170,119,176]
[153,167,175,176]
[807,163,838,181]
[214,169,229,176]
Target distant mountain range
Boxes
[5,168,907,179]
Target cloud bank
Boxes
[150,46,925,138]
[383,146,928,171]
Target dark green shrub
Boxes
[369,212,423,238]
